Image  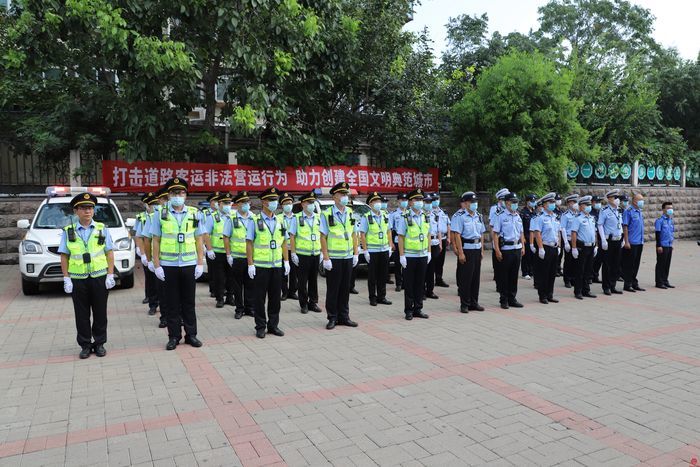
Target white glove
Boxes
[227,255,233,266]
[155,266,166,281]
[538,248,545,259]
[530,244,536,254]
[558,247,561,255]
[63,277,73,294]
[206,250,215,260]
[572,248,579,259]
[400,255,407,268]
[136,246,142,256]
[140,254,148,267]
[601,240,608,251]
[363,251,371,263]
[284,260,290,276]
[291,252,299,266]
[105,273,116,290]
[319,255,324,265]
[323,259,333,271]
[594,246,598,257]
[427,252,432,264]
[564,243,571,253]
[352,254,359,268]
[148,261,155,273]
[248,265,256,279]
[194,264,203,279]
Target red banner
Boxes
[103,161,438,193]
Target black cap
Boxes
[207,192,221,202]
[156,187,168,199]
[280,192,294,204]
[432,192,440,199]
[259,187,280,201]
[397,193,408,200]
[233,191,250,203]
[525,193,537,201]
[554,193,562,200]
[70,192,97,208]
[591,195,602,202]
[504,192,519,202]
[300,191,317,203]
[329,182,351,195]
[461,191,477,202]
[619,194,629,202]
[424,193,434,203]
[218,192,233,203]
[165,177,188,193]
[141,192,154,204]
[366,191,382,204]
[407,188,425,200]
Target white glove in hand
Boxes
[155,266,166,281]
[538,248,545,259]
[140,254,148,267]
[63,277,73,294]
[558,247,561,255]
[105,274,116,290]
[363,251,371,263]
[572,248,579,259]
[601,240,608,251]
[594,247,598,257]
[136,246,142,256]
[352,255,359,268]
[284,260,290,276]
[148,261,155,273]
[399,255,407,268]
[206,250,215,260]
[248,265,256,279]
[530,244,536,254]
[291,253,299,266]
[319,255,324,265]
[427,252,432,264]
[323,259,333,271]
[564,243,571,253]
[227,255,233,267]
[194,264,204,279]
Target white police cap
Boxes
[495,188,510,199]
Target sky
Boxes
[404,0,700,61]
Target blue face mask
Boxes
[666,208,673,216]
[413,201,424,210]
[240,203,250,214]
[594,203,601,210]
[282,204,292,214]
[432,200,440,208]
[267,201,279,212]
[546,203,556,212]
[399,201,408,209]
[636,200,644,209]
[622,201,629,208]
[583,205,592,214]
[528,201,536,208]
[509,203,518,211]
[372,202,382,212]
[381,202,388,210]
[221,204,232,214]
[469,202,478,212]
[170,196,185,207]
[305,203,316,213]
[339,196,349,206]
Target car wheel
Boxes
[22,278,40,296]
[119,273,134,289]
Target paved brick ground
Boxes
[0,241,699,467]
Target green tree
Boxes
[451,51,589,194]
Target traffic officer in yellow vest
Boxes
[135,192,158,314]
[359,191,392,307]
[150,178,205,350]
[395,189,431,320]
[134,193,153,306]
[207,192,234,308]
[202,192,220,298]
[320,182,359,330]
[279,192,298,301]
[389,193,408,291]
[143,187,169,328]
[59,193,115,359]
[229,191,256,319]
[246,187,290,338]
[289,191,323,314]
[423,193,443,300]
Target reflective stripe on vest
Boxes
[325,207,354,258]
[404,214,430,255]
[365,213,390,251]
[253,214,284,268]
[210,215,228,253]
[159,206,198,263]
[230,216,248,259]
[294,213,320,256]
[65,222,109,279]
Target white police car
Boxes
[16,186,137,295]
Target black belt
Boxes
[607,235,622,241]
[462,238,480,244]
[502,241,517,246]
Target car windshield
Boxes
[34,203,122,229]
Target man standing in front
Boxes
[229,192,256,319]
[492,193,525,309]
[279,193,298,301]
[489,188,510,290]
[570,196,598,300]
[655,202,675,289]
[597,189,624,296]
[451,192,485,313]
[532,193,560,304]
[320,182,359,330]
[389,193,408,291]
[150,178,205,351]
[430,193,451,288]
[520,193,537,280]
[359,192,392,307]
[290,191,322,314]
[622,192,646,292]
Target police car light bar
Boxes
[86,186,111,197]
[45,186,111,197]
[45,186,71,197]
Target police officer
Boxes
[554,193,565,276]
[246,187,290,338]
[532,193,560,304]
[203,192,221,298]
[150,178,205,350]
[290,191,322,314]
[450,194,468,300]
[430,193,451,288]
[279,193,298,301]
[655,202,675,289]
[424,194,442,300]
[389,193,408,291]
[489,188,510,289]
[622,192,646,292]
[528,197,543,290]
[135,192,159,314]
[451,192,485,313]
[590,195,604,283]
[230,192,256,319]
[207,192,234,308]
[135,193,153,306]
[59,192,115,359]
[396,189,430,320]
[560,194,580,288]
[320,182,359,329]
[570,195,597,300]
[597,189,624,295]
[358,192,392,307]
[520,194,537,280]
[381,196,394,285]
[143,187,169,328]
[492,192,525,309]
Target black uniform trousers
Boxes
[435,238,448,282]
[535,246,558,300]
[403,256,427,317]
[71,276,108,347]
[574,246,594,296]
[457,249,481,307]
[655,246,673,286]
[281,258,298,297]
[601,239,622,292]
[163,265,197,340]
[622,244,644,288]
[212,252,234,301]
[368,251,389,301]
[521,237,534,277]
[390,237,402,286]
[497,249,521,305]
[297,254,320,308]
[253,266,282,331]
[563,247,575,284]
[144,267,159,308]
[592,244,604,280]
[206,256,215,294]
[424,244,440,295]
[557,236,564,274]
[325,258,353,322]
[231,258,254,315]
[156,271,167,323]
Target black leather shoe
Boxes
[94,344,106,357]
[159,319,167,328]
[575,294,583,300]
[215,300,224,308]
[469,304,485,311]
[665,283,675,288]
[142,297,149,304]
[539,298,549,304]
[148,307,157,316]
[603,289,612,296]
[460,306,469,314]
[655,284,667,289]
[79,346,91,359]
[185,336,202,347]
[288,293,299,300]
[326,320,337,330]
[166,339,179,350]
[256,329,266,339]
[592,276,601,283]
[413,312,429,319]
[436,280,449,288]
[300,306,309,314]
[395,285,402,292]
[267,328,285,337]
[350,288,359,294]
[426,292,439,299]
[224,298,235,306]
[547,297,559,303]
[508,301,524,308]
[209,292,215,298]
[339,319,358,327]
[500,303,509,309]
[309,304,322,313]
[370,300,377,306]
[623,287,636,292]
[611,288,623,294]
[633,286,646,291]
[377,298,392,305]
[234,311,244,319]
[583,292,597,298]
[280,294,287,301]
[387,279,394,284]
[405,314,413,320]
[564,282,572,288]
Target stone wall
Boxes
[1,187,698,264]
